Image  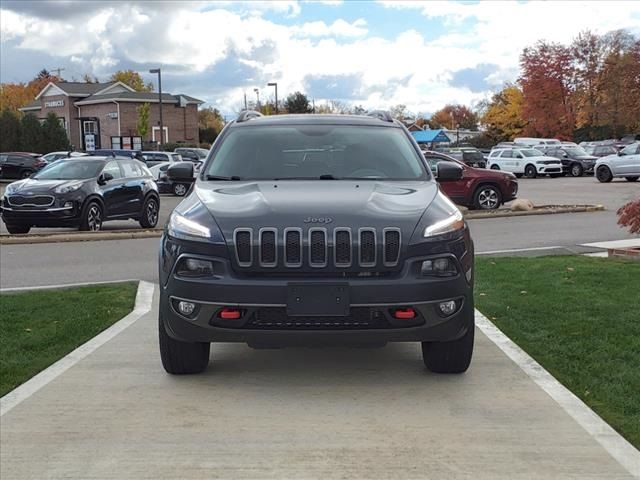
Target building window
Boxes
[111,137,122,149]
[83,120,97,135]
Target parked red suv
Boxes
[422,151,518,210]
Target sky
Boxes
[1,0,639,118]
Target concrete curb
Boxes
[465,204,605,220]
[0,228,162,245]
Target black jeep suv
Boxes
[159,111,475,374]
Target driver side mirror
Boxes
[98,172,114,185]
[437,162,463,181]
[618,150,624,156]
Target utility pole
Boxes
[312,98,316,113]
[50,67,65,78]
[149,68,164,146]
[244,92,247,110]
[267,82,278,114]
[254,88,260,109]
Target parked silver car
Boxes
[595,142,640,183]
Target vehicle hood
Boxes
[193,180,439,237]
[5,178,85,194]
[573,155,597,161]
[529,155,562,162]
[468,167,515,179]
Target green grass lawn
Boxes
[0,282,138,397]
[475,256,640,448]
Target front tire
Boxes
[5,224,30,234]
[625,176,639,182]
[159,312,210,374]
[490,164,500,170]
[20,169,34,179]
[596,166,613,183]
[173,183,187,196]
[570,163,583,177]
[139,196,159,228]
[524,164,537,178]
[422,325,474,374]
[79,201,103,231]
[473,185,502,210]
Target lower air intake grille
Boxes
[249,307,390,329]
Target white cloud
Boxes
[2,1,640,116]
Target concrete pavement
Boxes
[1,286,635,479]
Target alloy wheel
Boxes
[87,205,102,231]
[571,164,583,177]
[478,188,499,209]
[147,200,159,226]
[174,183,187,196]
[524,165,537,178]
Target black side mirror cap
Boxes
[437,162,464,181]
[98,172,114,185]
[167,161,195,181]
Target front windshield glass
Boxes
[206,125,427,180]
[32,160,104,180]
[195,149,208,158]
[521,149,544,157]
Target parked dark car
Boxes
[174,147,208,162]
[545,146,597,176]
[141,151,183,168]
[89,149,145,162]
[1,157,160,234]
[583,145,618,158]
[422,151,517,209]
[159,111,475,375]
[160,161,196,196]
[0,152,47,179]
[446,149,486,168]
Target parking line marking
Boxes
[475,310,640,478]
[477,245,565,255]
[0,281,155,417]
[0,278,141,293]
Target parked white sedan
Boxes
[595,142,640,183]
[487,148,563,178]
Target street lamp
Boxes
[254,88,260,109]
[149,68,163,146]
[267,82,278,114]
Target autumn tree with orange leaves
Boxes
[430,104,478,131]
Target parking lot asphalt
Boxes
[0,287,634,479]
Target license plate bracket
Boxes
[286,283,350,316]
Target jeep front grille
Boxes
[233,227,401,269]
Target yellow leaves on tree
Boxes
[481,85,526,142]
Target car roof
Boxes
[230,114,403,128]
[2,152,41,157]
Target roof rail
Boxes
[367,110,394,123]
[236,110,263,123]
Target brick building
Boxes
[20,81,203,150]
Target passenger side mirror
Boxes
[167,161,194,181]
[98,172,114,185]
[437,162,463,181]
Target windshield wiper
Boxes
[204,175,242,181]
[273,174,340,180]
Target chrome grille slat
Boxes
[334,228,352,267]
[234,229,253,267]
[259,228,277,267]
[383,228,401,266]
[358,228,376,267]
[284,228,303,267]
[309,228,327,267]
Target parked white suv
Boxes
[595,142,640,183]
[487,148,563,178]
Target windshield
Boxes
[563,146,589,156]
[32,160,104,180]
[206,125,427,180]
[521,149,544,157]
[195,149,208,158]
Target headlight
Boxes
[168,212,211,241]
[55,182,83,194]
[535,160,545,165]
[424,195,465,238]
[5,181,23,194]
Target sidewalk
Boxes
[0,286,636,479]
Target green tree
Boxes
[198,106,225,144]
[136,103,150,139]
[40,112,70,152]
[284,92,311,113]
[481,84,527,142]
[0,109,21,151]
[20,113,44,153]
[110,70,153,92]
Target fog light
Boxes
[176,258,214,277]
[64,201,73,208]
[178,301,196,316]
[438,300,457,316]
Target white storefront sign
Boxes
[44,100,64,108]
[107,112,118,119]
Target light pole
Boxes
[149,68,163,146]
[267,82,278,114]
[254,88,260,109]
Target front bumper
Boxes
[535,164,563,174]
[159,235,475,346]
[0,196,82,227]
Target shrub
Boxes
[617,198,640,234]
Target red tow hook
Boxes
[219,308,242,320]
[393,308,416,319]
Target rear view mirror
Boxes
[167,161,194,181]
[437,162,463,181]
